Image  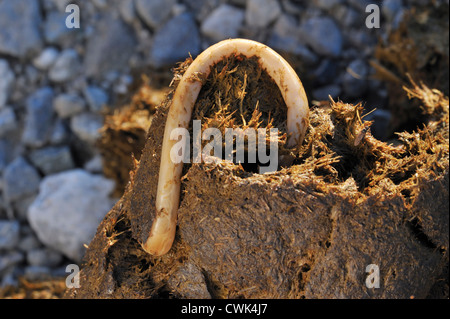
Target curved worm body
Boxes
[142,39,309,256]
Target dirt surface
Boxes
[64,53,449,298]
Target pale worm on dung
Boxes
[142,38,309,256]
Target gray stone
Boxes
[363,109,393,141]
[382,0,403,22]
[18,233,42,252]
[27,248,63,267]
[23,266,51,281]
[150,13,201,68]
[29,146,75,175]
[44,11,80,46]
[332,5,361,28]
[280,0,304,15]
[70,112,104,145]
[312,59,338,85]
[83,86,109,113]
[53,93,86,119]
[50,119,70,145]
[347,0,374,11]
[313,0,343,11]
[84,16,137,79]
[0,107,17,138]
[135,0,176,29]
[0,251,23,275]
[183,0,220,22]
[201,4,245,42]
[13,194,38,222]
[2,157,41,203]
[48,49,80,83]
[343,59,369,98]
[22,87,55,148]
[267,15,319,65]
[32,47,59,71]
[0,60,15,109]
[246,0,282,28]
[119,0,136,24]
[299,17,343,57]
[0,220,20,250]
[0,0,43,58]
[312,84,341,101]
[27,169,116,262]
[49,0,72,12]
[84,154,104,174]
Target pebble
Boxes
[312,59,339,85]
[2,157,41,203]
[150,13,201,68]
[17,233,42,252]
[13,195,38,222]
[27,169,116,262]
[135,0,176,29]
[0,251,23,275]
[0,60,15,109]
[83,16,137,79]
[363,109,393,141]
[246,0,282,28]
[184,0,220,22]
[32,47,59,71]
[382,0,403,22]
[84,154,104,174]
[50,119,70,145]
[53,93,86,119]
[22,87,55,148]
[70,112,104,144]
[26,248,63,267]
[314,0,344,11]
[44,11,79,46]
[0,220,20,250]
[119,0,136,24]
[29,146,75,175]
[23,266,51,281]
[48,49,81,83]
[0,0,43,58]
[83,86,109,113]
[312,84,342,101]
[267,14,319,65]
[299,17,343,57]
[280,0,304,15]
[0,107,17,138]
[342,59,369,98]
[201,4,245,42]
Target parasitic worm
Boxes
[142,39,309,256]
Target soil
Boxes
[64,53,449,299]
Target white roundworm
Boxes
[142,39,309,256]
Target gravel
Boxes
[201,4,245,42]
[299,17,343,57]
[0,60,15,109]
[22,87,55,148]
[150,12,201,68]
[2,157,41,204]
[0,0,43,58]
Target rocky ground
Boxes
[0,0,448,297]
